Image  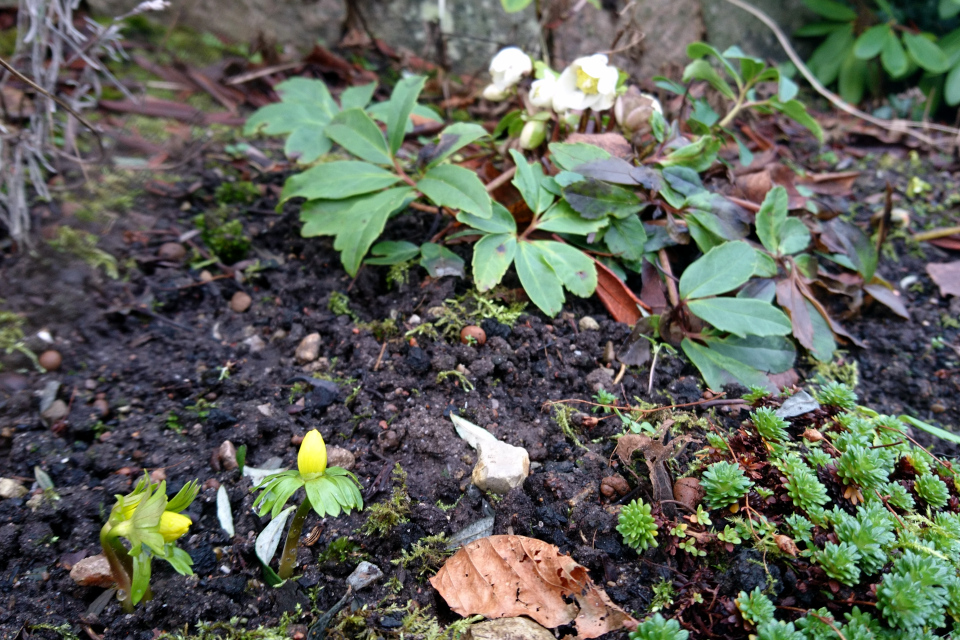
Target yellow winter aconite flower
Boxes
[158,511,192,542]
[298,429,328,476]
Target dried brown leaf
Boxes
[927,261,960,297]
[593,260,645,325]
[430,535,636,638]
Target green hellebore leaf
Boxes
[679,241,757,300]
[325,108,393,165]
[417,164,492,218]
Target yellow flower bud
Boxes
[298,429,327,476]
[158,511,192,542]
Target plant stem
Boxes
[100,525,134,613]
[278,499,312,580]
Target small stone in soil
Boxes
[480,317,511,339]
[229,291,252,313]
[157,242,186,261]
[578,316,600,331]
[327,446,356,470]
[69,554,115,587]
[405,346,430,373]
[219,440,238,470]
[0,478,28,499]
[472,440,530,494]
[41,399,69,423]
[460,325,486,345]
[39,350,62,371]
[295,333,321,363]
[466,617,555,640]
[206,408,239,430]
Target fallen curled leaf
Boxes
[774,534,799,557]
[430,535,636,638]
[927,261,960,297]
[592,259,646,325]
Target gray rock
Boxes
[347,561,383,591]
[585,367,615,392]
[326,446,356,471]
[244,335,266,353]
[472,439,530,495]
[465,617,555,640]
[41,399,69,423]
[776,390,820,419]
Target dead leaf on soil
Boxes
[565,133,633,160]
[927,261,960,297]
[592,259,646,325]
[430,535,636,638]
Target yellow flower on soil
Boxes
[158,511,192,542]
[298,429,328,476]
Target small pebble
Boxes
[578,316,600,331]
[295,333,321,363]
[157,242,186,261]
[200,270,214,283]
[230,291,252,313]
[92,395,110,418]
[219,440,239,470]
[460,325,486,346]
[39,350,62,371]
[932,402,947,414]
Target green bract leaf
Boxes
[683,59,736,99]
[423,122,489,168]
[325,108,393,165]
[386,75,427,155]
[457,202,517,234]
[131,553,151,605]
[705,335,795,374]
[679,241,757,300]
[419,242,465,278]
[366,240,420,265]
[686,298,793,337]
[802,0,856,21]
[681,338,773,391]
[509,149,554,214]
[340,82,377,110]
[515,241,565,316]
[548,142,611,171]
[534,240,598,298]
[562,178,642,220]
[756,185,788,254]
[244,78,339,164]
[903,32,950,73]
[472,233,517,292]
[537,201,609,235]
[854,24,892,59]
[417,164,492,218]
[281,161,401,202]
[603,215,648,262]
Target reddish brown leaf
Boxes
[928,237,960,251]
[430,535,636,638]
[776,279,814,350]
[797,171,860,196]
[565,133,633,159]
[927,261,960,297]
[640,260,668,315]
[863,283,910,319]
[593,260,647,325]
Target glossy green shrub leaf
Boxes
[686,42,739,81]
[660,135,722,172]
[687,298,793,337]
[419,242,465,278]
[838,52,868,104]
[778,74,799,102]
[795,22,844,37]
[417,164,492,218]
[705,335,795,373]
[365,241,420,265]
[802,0,856,21]
[880,32,909,77]
[510,149,554,214]
[386,75,427,154]
[681,338,773,391]
[472,233,517,291]
[679,241,757,300]
[325,108,393,165]
[854,24,892,59]
[755,186,788,254]
[244,78,339,164]
[281,161,401,202]
[603,215,648,262]
[548,142,611,171]
[515,242,565,316]
[903,32,950,73]
[770,99,824,143]
[808,25,854,86]
[340,82,377,110]
[945,62,960,105]
[942,0,960,19]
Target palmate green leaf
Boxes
[562,178,642,220]
[802,0,856,21]
[686,298,793,337]
[510,149,554,214]
[854,24,892,59]
[679,241,757,300]
[681,338,773,391]
[386,75,427,155]
[365,240,420,265]
[424,122,489,168]
[165,545,194,576]
[457,202,517,234]
[902,32,950,73]
[325,108,393,165]
[706,334,795,373]
[515,241,565,316]
[683,59,736,99]
[756,185,788,254]
[417,164,492,218]
[281,161,401,202]
[603,215,647,262]
[419,242,465,278]
[548,142,611,171]
[537,201,608,235]
[305,476,340,518]
[535,241,597,298]
[244,78,339,164]
[473,233,517,291]
[340,82,377,110]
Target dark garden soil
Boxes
[0,147,958,640]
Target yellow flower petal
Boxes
[158,511,192,542]
[298,429,327,477]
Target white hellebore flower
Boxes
[529,74,557,109]
[482,47,532,101]
[553,54,620,112]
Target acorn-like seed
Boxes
[39,350,62,371]
[460,326,486,346]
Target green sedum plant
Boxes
[627,613,689,640]
[618,498,659,551]
[814,541,861,586]
[735,587,776,626]
[752,407,790,442]
[914,473,950,509]
[699,461,753,510]
[778,454,831,513]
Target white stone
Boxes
[471,439,530,494]
[295,333,321,363]
[0,478,28,499]
[578,316,600,331]
[465,617,555,640]
[244,335,266,353]
[326,446,356,471]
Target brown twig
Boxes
[484,166,517,193]
[373,342,388,372]
[913,225,960,242]
[659,249,680,307]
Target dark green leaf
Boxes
[473,233,517,291]
[770,99,824,143]
[687,298,793,337]
[386,76,427,155]
[881,32,909,77]
[681,338,774,391]
[510,149,553,214]
[515,241,565,316]
[900,415,960,445]
[603,215,648,262]
[573,158,662,190]
[946,62,960,105]
[755,185,788,254]
[662,166,706,196]
[562,178,642,220]
[942,0,960,19]
[686,214,725,253]
[686,42,739,81]
[365,240,420,265]
[325,108,393,165]
[854,25,891,59]
[548,142,611,171]
[825,218,877,281]
[281,161,401,202]
[537,201,609,234]
[903,32,950,73]
[805,298,837,361]
[660,135,722,172]
[679,241,757,299]
[838,52,868,104]
[423,122,489,168]
[534,241,598,297]
[737,278,777,303]
[795,22,844,37]
[705,335,796,374]
[807,25,854,86]
[457,202,517,234]
[417,164,492,218]
[340,82,377,110]
[802,0,857,21]
[419,242,465,278]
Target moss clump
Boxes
[358,464,410,536]
[215,181,260,205]
[193,209,250,264]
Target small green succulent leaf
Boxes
[131,552,152,605]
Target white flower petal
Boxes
[489,47,532,90]
[529,75,557,109]
[483,83,509,102]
